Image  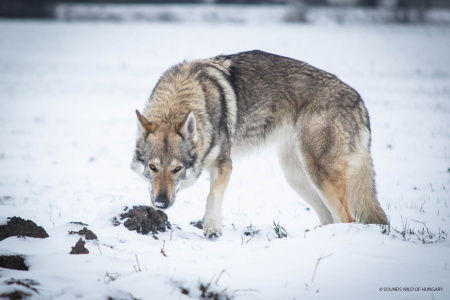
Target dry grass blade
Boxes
[311,253,333,283]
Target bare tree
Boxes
[285,0,309,23]
[394,0,431,23]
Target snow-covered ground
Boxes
[1,7,450,300]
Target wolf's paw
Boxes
[203,218,223,239]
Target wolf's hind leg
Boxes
[317,163,356,223]
[299,148,356,224]
[296,112,358,224]
[278,141,334,225]
[203,157,232,238]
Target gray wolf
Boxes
[131,50,387,238]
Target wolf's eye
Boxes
[173,166,182,173]
[149,164,157,171]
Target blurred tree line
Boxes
[0,0,447,20]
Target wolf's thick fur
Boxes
[132,50,387,238]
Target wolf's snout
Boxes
[154,194,170,209]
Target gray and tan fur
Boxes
[132,50,387,238]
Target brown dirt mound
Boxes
[0,255,28,271]
[117,206,171,235]
[68,227,97,240]
[70,238,89,255]
[1,279,40,299]
[0,290,31,299]
[0,217,49,241]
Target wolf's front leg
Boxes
[203,159,232,238]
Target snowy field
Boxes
[1,6,450,300]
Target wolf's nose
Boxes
[154,194,170,209]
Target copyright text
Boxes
[379,287,443,292]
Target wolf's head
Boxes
[131,110,200,209]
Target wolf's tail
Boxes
[347,154,387,225]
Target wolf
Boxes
[131,50,387,238]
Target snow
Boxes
[1,6,450,300]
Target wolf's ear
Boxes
[136,110,156,135]
[177,111,197,143]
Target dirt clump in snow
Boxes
[0,217,49,241]
[0,255,28,271]
[0,279,39,299]
[69,221,88,226]
[70,238,89,254]
[69,227,97,240]
[0,290,31,299]
[115,206,171,235]
[190,220,203,229]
